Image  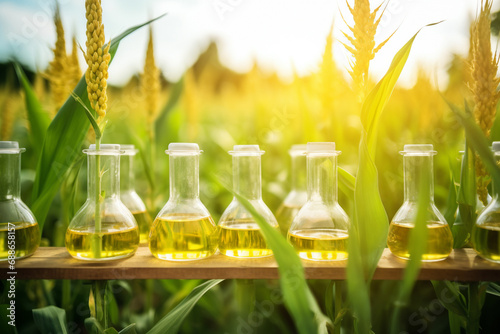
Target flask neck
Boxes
[403,154,434,203]
[307,154,337,204]
[0,153,21,200]
[169,154,199,200]
[291,153,306,192]
[121,154,135,192]
[233,155,262,200]
[87,153,121,201]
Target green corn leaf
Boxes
[451,214,470,249]
[147,279,223,334]
[353,132,389,278]
[487,282,500,297]
[155,77,184,141]
[106,286,119,327]
[443,170,458,227]
[448,311,463,334]
[458,127,477,231]
[85,317,104,334]
[55,154,84,246]
[347,24,437,333]
[338,167,355,199]
[360,21,442,156]
[455,141,476,247]
[119,324,138,334]
[103,329,119,334]
[230,191,330,334]
[32,306,69,334]
[467,283,481,334]
[431,281,468,317]
[325,281,335,322]
[30,15,165,231]
[14,63,51,155]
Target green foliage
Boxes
[28,16,165,232]
[32,305,68,334]
[338,167,355,201]
[155,78,184,143]
[438,96,500,334]
[147,279,223,334]
[443,168,458,226]
[14,63,50,155]
[347,25,435,333]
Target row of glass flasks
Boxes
[0,141,498,263]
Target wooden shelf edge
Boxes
[1,247,499,281]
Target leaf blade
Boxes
[147,279,223,334]
[32,306,69,334]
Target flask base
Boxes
[388,252,449,262]
[151,251,216,261]
[219,249,273,258]
[68,251,137,262]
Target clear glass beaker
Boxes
[218,145,278,258]
[387,144,452,261]
[120,144,152,244]
[149,143,218,261]
[288,142,349,261]
[0,141,40,261]
[275,144,307,236]
[65,144,139,261]
[472,141,500,263]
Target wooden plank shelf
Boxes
[1,247,499,281]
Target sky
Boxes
[0,0,497,88]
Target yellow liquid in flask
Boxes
[149,214,218,261]
[387,221,452,261]
[218,220,276,258]
[472,223,500,262]
[65,222,139,260]
[288,229,348,261]
[0,222,40,260]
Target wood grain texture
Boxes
[0,247,499,281]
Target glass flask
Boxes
[0,141,40,261]
[65,144,139,261]
[275,144,307,236]
[218,145,279,258]
[472,141,500,263]
[149,143,218,261]
[120,144,152,244]
[387,144,452,261]
[288,142,349,261]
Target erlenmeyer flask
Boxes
[0,141,40,260]
[387,144,452,261]
[65,144,139,261]
[288,142,349,261]
[149,143,218,261]
[218,145,279,258]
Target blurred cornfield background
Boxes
[1,1,500,333]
